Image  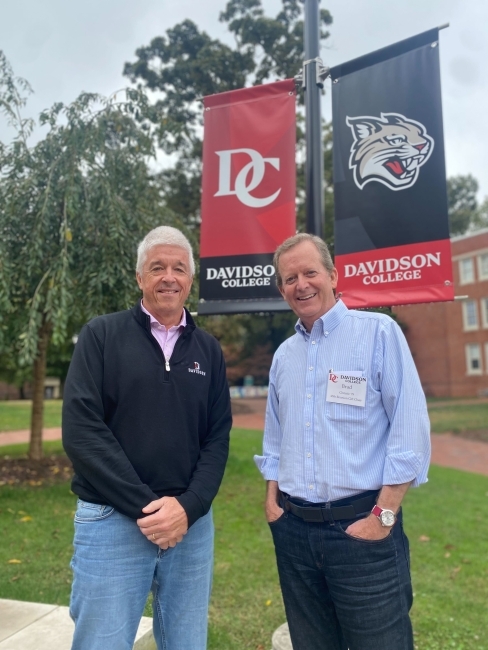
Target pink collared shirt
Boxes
[141,301,186,361]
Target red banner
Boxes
[199,80,296,314]
[336,239,454,308]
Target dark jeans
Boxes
[269,496,413,650]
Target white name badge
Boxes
[326,371,367,408]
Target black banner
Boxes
[331,29,454,307]
[198,254,290,315]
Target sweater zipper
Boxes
[164,328,188,374]
[141,311,173,378]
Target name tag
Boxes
[326,371,367,408]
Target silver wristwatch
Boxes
[371,505,396,527]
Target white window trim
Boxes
[459,258,475,285]
[478,253,488,281]
[462,300,479,331]
[482,298,488,329]
[466,343,482,376]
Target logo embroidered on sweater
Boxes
[188,361,206,376]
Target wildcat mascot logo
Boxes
[346,113,434,191]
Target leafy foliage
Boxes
[0,51,178,453]
[475,196,488,231]
[205,311,296,385]
[447,174,482,236]
[219,0,332,86]
[0,68,167,366]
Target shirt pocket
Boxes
[326,401,368,423]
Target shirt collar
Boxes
[140,301,187,330]
[294,299,348,339]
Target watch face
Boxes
[380,510,396,527]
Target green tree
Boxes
[0,52,177,459]
[205,311,296,385]
[473,195,488,231]
[447,174,479,235]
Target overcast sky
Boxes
[1,0,487,199]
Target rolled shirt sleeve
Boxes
[378,320,431,487]
[254,354,281,481]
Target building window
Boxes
[482,298,488,329]
[478,253,488,281]
[459,258,475,285]
[462,300,478,331]
[466,344,482,375]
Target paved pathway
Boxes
[0,427,62,447]
[2,399,488,477]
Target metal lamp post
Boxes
[301,0,328,239]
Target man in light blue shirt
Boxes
[255,233,430,650]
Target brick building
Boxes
[393,229,488,397]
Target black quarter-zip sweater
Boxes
[62,304,232,527]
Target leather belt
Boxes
[283,493,378,523]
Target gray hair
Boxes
[136,226,195,276]
[273,233,334,287]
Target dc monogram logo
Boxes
[214,148,281,208]
[329,374,338,383]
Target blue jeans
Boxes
[69,499,213,650]
[269,499,413,650]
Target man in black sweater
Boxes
[62,226,232,650]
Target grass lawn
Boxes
[0,439,65,457]
[404,465,488,649]
[2,399,488,436]
[0,400,63,431]
[427,403,488,434]
[1,430,488,649]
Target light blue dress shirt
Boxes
[254,300,431,502]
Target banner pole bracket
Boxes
[294,57,330,90]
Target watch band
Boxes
[371,505,396,527]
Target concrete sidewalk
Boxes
[0,599,155,650]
